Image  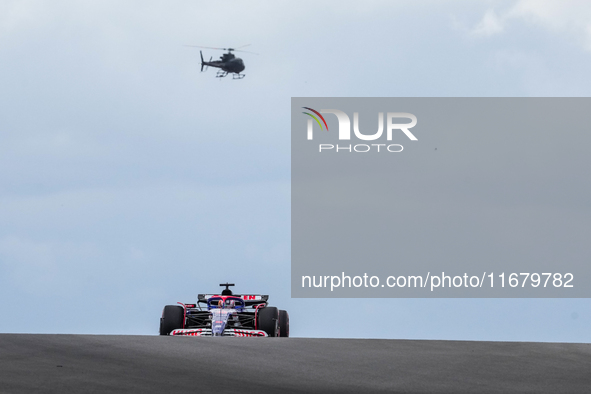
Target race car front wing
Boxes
[170,328,268,337]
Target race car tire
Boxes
[278,309,289,337]
[159,305,184,335]
[257,306,279,337]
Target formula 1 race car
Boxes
[159,283,289,337]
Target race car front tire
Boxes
[257,306,279,337]
[278,310,289,337]
[159,305,184,335]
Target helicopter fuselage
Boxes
[202,53,245,74]
[198,49,248,79]
[205,58,245,73]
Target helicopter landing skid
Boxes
[214,70,245,79]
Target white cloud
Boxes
[509,0,591,50]
[472,0,591,50]
[471,9,504,37]
[508,0,591,30]
[0,1,47,37]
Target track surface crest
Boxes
[0,334,590,393]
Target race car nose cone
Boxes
[211,309,230,336]
[212,321,225,336]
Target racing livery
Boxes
[159,283,289,337]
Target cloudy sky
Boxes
[0,0,590,341]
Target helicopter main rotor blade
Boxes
[184,45,258,54]
[184,45,231,51]
[232,49,259,55]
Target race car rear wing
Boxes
[197,294,269,307]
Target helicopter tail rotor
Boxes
[200,50,204,72]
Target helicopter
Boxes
[185,45,257,79]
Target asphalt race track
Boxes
[0,335,590,393]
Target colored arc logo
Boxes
[302,107,329,131]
